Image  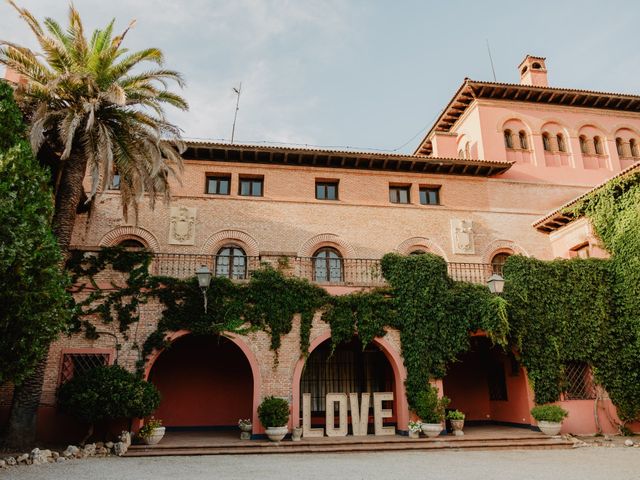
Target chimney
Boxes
[518,55,548,87]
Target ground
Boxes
[5,449,640,480]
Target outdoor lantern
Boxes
[195,265,212,311]
[487,273,505,295]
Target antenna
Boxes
[485,39,497,82]
[230,82,242,143]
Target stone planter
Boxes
[408,429,420,439]
[142,427,165,445]
[537,420,562,436]
[291,427,303,442]
[239,423,252,440]
[421,423,443,438]
[450,419,465,436]
[265,426,288,442]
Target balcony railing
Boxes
[138,252,496,287]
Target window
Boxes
[542,133,551,152]
[491,252,511,275]
[518,131,528,150]
[464,142,471,159]
[631,139,639,158]
[594,136,604,155]
[60,352,110,384]
[616,138,624,157]
[215,245,247,279]
[579,135,589,154]
[389,185,410,204]
[239,176,263,197]
[313,247,343,283]
[556,134,566,153]
[562,361,596,400]
[571,243,590,259]
[419,186,440,206]
[316,180,339,200]
[532,62,542,69]
[118,239,145,250]
[458,149,465,158]
[206,175,231,195]
[109,172,121,190]
[503,129,514,149]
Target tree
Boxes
[58,365,160,443]
[0,80,71,447]
[0,2,187,447]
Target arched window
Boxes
[518,131,528,150]
[215,245,247,279]
[593,136,603,155]
[556,134,566,153]
[491,252,511,275]
[503,130,513,149]
[313,247,343,283]
[579,135,589,154]
[458,149,464,158]
[118,239,145,250]
[542,132,551,152]
[532,62,542,69]
[616,138,624,157]
[631,139,639,158]
[464,142,471,159]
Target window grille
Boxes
[60,352,110,384]
[563,362,596,400]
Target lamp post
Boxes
[487,273,505,295]
[196,265,212,312]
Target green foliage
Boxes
[530,405,568,423]
[257,396,290,428]
[0,81,71,385]
[414,385,449,423]
[57,365,160,424]
[138,417,162,439]
[446,409,465,420]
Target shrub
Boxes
[414,386,450,423]
[530,404,568,423]
[446,409,465,420]
[58,365,161,440]
[258,396,289,427]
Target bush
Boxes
[414,386,450,423]
[530,404,568,423]
[258,396,289,428]
[446,409,465,420]
[58,365,161,437]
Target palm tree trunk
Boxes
[1,154,87,448]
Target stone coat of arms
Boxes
[451,219,475,254]
[169,206,196,245]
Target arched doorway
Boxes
[443,336,531,428]
[299,337,398,433]
[148,334,255,429]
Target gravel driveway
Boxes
[4,448,640,480]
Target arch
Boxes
[144,329,262,434]
[612,124,640,138]
[298,233,356,258]
[496,117,533,137]
[396,236,448,261]
[99,226,160,252]
[480,239,529,265]
[290,331,409,433]
[201,229,259,257]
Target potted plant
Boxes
[415,386,450,438]
[530,405,568,436]
[258,396,290,442]
[408,420,422,439]
[446,410,465,436]
[138,417,165,445]
[238,418,252,440]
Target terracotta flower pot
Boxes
[265,426,288,442]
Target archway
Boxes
[293,335,408,434]
[147,333,256,429]
[443,336,531,428]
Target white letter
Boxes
[302,393,324,438]
[373,392,395,436]
[325,393,348,437]
[349,393,370,436]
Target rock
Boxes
[83,443,96,457]
[96,446,109,456]
[63,445,79,458]
[624,439,634,446]
[16,453,29,464]
[30,448,48,465]
[105,441,114,449]
[5,457,16,466]
[95,442,104,449]
[56,457,67,463]
[113,441,127,457]
[51,451,59,459]
[119,431,132,448]
[0,460,5,468]
[604,434,612,441]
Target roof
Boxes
[183,140,512,177]
[533,161,640,233]
[415,79,640,155]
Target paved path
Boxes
[5,448,640,480]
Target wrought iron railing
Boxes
[73,249,496,287]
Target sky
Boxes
[2,0,640,154]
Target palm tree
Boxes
[0,1,188,252]
[0,2,188,447]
